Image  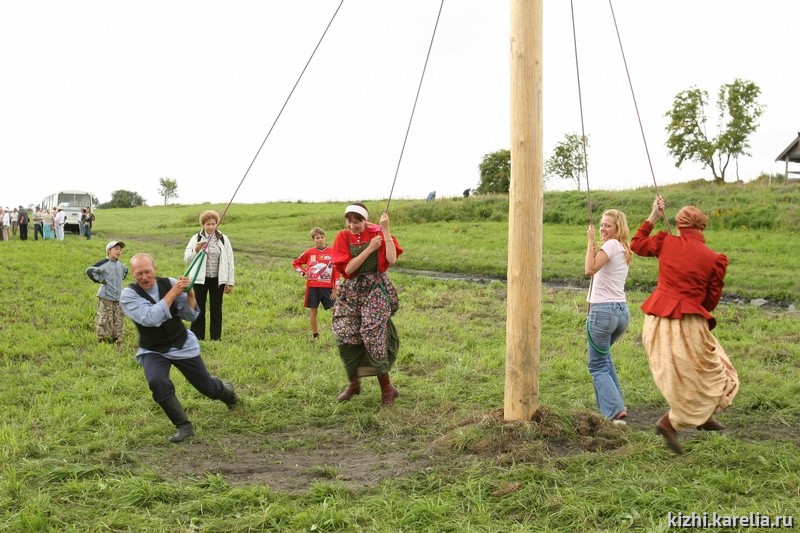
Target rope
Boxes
[586,319,610,355]
[216,0,345,228]
[569,0,592,225]
[180,1,343,291]
[180,2,343,291]
[385,0,445,214]
[607,0,671,233]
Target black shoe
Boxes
[169,422,194,443]
[221,381,241,408]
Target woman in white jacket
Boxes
[184,210,235,341]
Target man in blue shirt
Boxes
[120,252,241,443]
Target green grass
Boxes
[1,181,799,531]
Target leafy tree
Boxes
[99,190,146,209]
[545,133,588,191]
[476,149,511,194]
[158,177,179,205]
[665,78,764,183]
[91,195,100,208]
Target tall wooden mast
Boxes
[504,0,543,421]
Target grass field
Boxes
[1,183,798,531]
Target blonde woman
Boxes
[585,209,633,424]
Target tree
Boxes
[99,190,146,209]
[665,78,764,183]
[158,177,179,205]
[476,149,511,194]
[545,133,588,191]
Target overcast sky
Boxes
[2,1,797,208]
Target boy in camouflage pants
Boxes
[86,241,128,343]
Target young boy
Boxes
[292,227,338,339]
[86,241,128,343]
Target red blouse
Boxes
[332,223,403,279]
[630,220,728,328]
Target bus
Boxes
[41,190,94,234]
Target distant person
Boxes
[10,208,18,236]
[79,208,87,236]
[292,227,338,339]
[584,209,632,425]
[631,196,739,455]
[183,210,235,341]
[41,208,55,240]
[331,203,402,406]
[1,208,9,241]
[33,207,44,241]
[17,206,29,240]
[426,191,436,202]
[86,241,128,343]
[54,208,66,240]
[83,208,95,240]
[120,252,241,443]
[463,188,471,198]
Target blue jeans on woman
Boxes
[587,301,630,420]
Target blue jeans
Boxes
[587,302,630,419]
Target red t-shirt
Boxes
[292,246,338,288]
[332,223,403,279]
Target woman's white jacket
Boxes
[183,231,235,286]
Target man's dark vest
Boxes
[128,277,188,353]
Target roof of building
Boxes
[775,132,800,163]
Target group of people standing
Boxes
[3,205,95,241]
[1,206,29,240]
[585,195,739,454]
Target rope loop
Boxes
[183,249,207,292]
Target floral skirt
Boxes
[332,272,399,377]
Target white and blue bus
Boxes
[41,190,94,234]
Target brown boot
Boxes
[377,374,398,407]
[655,414,683,455]
[697,417,725,431]
[337,375,361,402]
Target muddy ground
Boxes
[137,406,799,493]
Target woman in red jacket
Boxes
[631,196,739,454]
[331,203,403,406]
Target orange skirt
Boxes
[642,314,739,431]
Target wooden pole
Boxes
[504,0,543,421]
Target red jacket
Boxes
[630,220,727,328]
[332,224,403,279]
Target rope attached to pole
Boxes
[182,1,344,291]
[569,0,592,225]
[385,0,445,214]
[607,0,671,233]
[217,0,345,229]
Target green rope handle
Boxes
[586,319,611,355]
[182,249,206,292]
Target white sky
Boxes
[2,1,798,208]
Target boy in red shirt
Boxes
[293,227,338,339]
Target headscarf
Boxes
[675,206,707,231]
